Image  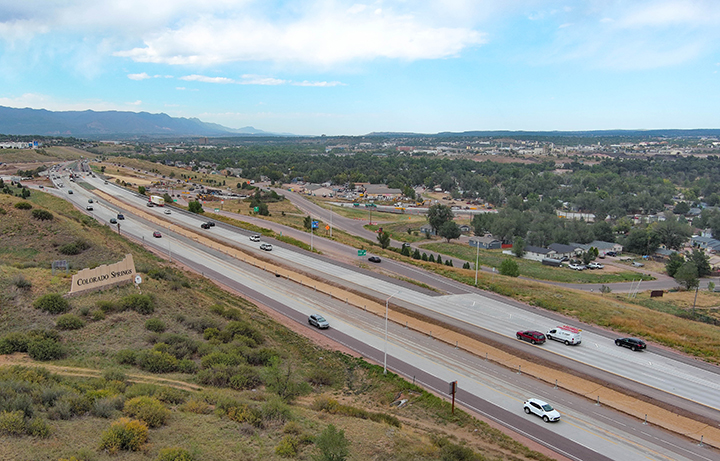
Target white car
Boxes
[523,398,561,422]
[249,234,261,242]
[567,263,585,271]
[164,209,171,215]
[587,262,604,269]
[260,243,273,251]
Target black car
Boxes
[368,256,381,263]
[117,214,125,220]
[615,337,646,351]
[605,251,617,257]
[110,218,117,224]
[207,221,215,227]
[201,222,211,229]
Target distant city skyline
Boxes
[1,0,719,136]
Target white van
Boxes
[546,325,582,345]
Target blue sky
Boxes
[1,0,719,135]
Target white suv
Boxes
[523,398,561,422]
[249,234,261,242]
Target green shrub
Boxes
[31,209,53,221]
[14,201,32,210]
[145,318,167,333]
[98,417,148,453]
[0,332,30,354]
[56,314,85,330]
[184,317,219,334]
[91,310,105,321]
[156,333,198,360]
[59,239,91,256]
[275,435,299,457]
[245,348,278,366]
[0,410,26,435]
[229,366,262,390]
[225,321,264,345]
[92,397,123,418]
[135,350,178,373]
[314,424,349,461]
[79,307,90,316]
[262,396,293,423]
[12,274,32,290]
[26,417,51,437]
[124,396,170,428]
[119,293,155,314]
[196,365,233,388]
[156,447,196,461]
[115,349,137,365]
[499,258,520,277]
[201,351,245,369]
[102,369,127,382]
[222,307,242,320]
[155,387,188,405]
[124,383,160,399]
[307,368,335,387]
[33,293,70,314]
[208,304,225,316]
[27,338,64,361]
[177,359,198,374]
[96,300,115,313]
[179,398,211,414]
[203,327,220,340]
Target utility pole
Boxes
[474,241,480,286]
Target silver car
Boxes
[308,314,329,329]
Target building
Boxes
[364,184,402,200]
[469,236,501,250]
[548,243,582,260]
[523,245,555,262]
[691,236,720,253]
[571,240,623,255]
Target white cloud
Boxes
[179,74,236,84]
[128,72,151,80]
[239,75,287,85]
[127,100,142,105]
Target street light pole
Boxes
[474,240,480,286]
[384,291,400,375]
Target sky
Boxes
[1,0,719,136]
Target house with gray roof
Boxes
[523,245,555,262]
[469,236,501,250]
[691,236,720,253]
[548,243,582,259]
[571,240,623,255]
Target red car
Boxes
[516,330,546,345]
[152,231,162,238]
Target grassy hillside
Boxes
[0,191,552,461]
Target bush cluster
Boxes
[0,410,50,437]
[55,314,85,330]
[119,294,155,314]
[156,447,197,461]
[14,202,32,210]
[0,330,63,361]
[98,417,148,453]
[31,209,53,221]
[124,396,170,428]
[145,318,167,333]
[58,239,91,256]
[311,397,401,427]
[33,293,70,314]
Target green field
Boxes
[421,242,651,284]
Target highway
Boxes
[44,167,720,461]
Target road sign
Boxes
[358,250,366,256]
[312,221,318,229]
[254,206,259,212]
[325,225,330,230]
[214,208,219,212]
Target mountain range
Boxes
[0,106,279,138]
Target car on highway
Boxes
[523,398,561,422]
[368,256,381,263]
[587,262,604,269]
[207,221,215,227]
[308,314,329,329]
[153,231,162,238]
[164,209,171,215]
[615,337,646,351]
[260,243,273,251]
[86,205,93,211]
[516,330,546,345]
[146,202,154,207]
[249,234,261,242]
[88,199,93,203]
[117,214,124,220]
[67,190,73,194]
[546,325,582,345]
[110,218,117,224]
[201,222,211,229]
[38,185,43,189]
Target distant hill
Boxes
[0,106,282,138]
[368,129,720,138]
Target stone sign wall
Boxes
[69,254,136,295]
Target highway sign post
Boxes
[358,250,366,256]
